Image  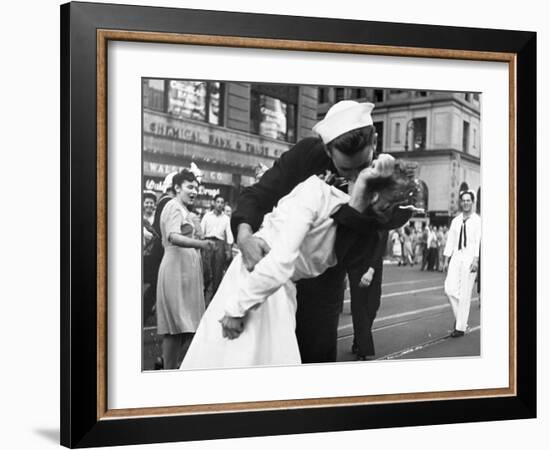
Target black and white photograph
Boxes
[141,79,482,371]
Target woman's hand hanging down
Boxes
[219,314,246,340]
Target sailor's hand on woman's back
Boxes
[236,223,271,271]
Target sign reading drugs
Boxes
[144,177,222,198]
[144,111,289,159]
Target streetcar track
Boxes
[339,297,480,335]
[343,286,444,305]
[381,278,443,288]
[377,325,481,360]
[337,309,450,339]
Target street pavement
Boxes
[142,263,481,370]
[337,263,480,362]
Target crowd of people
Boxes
[141,100,480,370]
[389,224,449,271]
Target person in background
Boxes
[201,195,234,305]
[143,191,159,321]
[143,191,156,226]
[402,225,414,266]
[153,172,177,237]
[156,169,214,369]
[346,154,419,363]
[391,229,403,265]
[254,163,270,183]
[223,204,236,267]
[438,226,448,272]
[419,224,429,270]
[442,190,481,337]
[142,191,157,251]
[348,230,388,360]
[426,225,439,271]
[410,227,418,265]
[224,204,233,218]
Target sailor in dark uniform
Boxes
[232,101,411,363]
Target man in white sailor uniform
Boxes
[442,190,481,337]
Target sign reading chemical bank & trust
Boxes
[144,111,290,160]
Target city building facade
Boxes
[142,79,317,213]
[318,87,481,226]
[143,80,480,226]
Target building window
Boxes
[143,79,166,112]
[335,88,345,102]
[417,180,429,211]
[389,89,408,100]
[415,91,428,97]
[167,80,224,125]
[394,122,401,144]
[351,88,364,99]
[473,93,480,102]
[374,89,384,102]
[464,93,472,102]
[373,121,384,155]
[463,121,470,153]
[473,128,477,148]
[318,88,330,104]
[412,117,427,151]
[250,87,297,143]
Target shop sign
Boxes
[145,177,222,198]
[144,178,164,192]
[241,175,257,187]
[144,112,289,159]
[198,186,221,198]
[144,162,234,186]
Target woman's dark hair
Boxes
[364,160,420,229]
[326,125,375,156]
[172,169,197,190]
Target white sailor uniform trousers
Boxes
[443,213,481,332]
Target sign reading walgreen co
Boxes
[143,162,234,186]
[144,111,290,159]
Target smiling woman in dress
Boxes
[156,169,214,369]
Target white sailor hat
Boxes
[313,100,375,144]
[161,171,178,193]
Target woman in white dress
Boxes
[181,156,420,369]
